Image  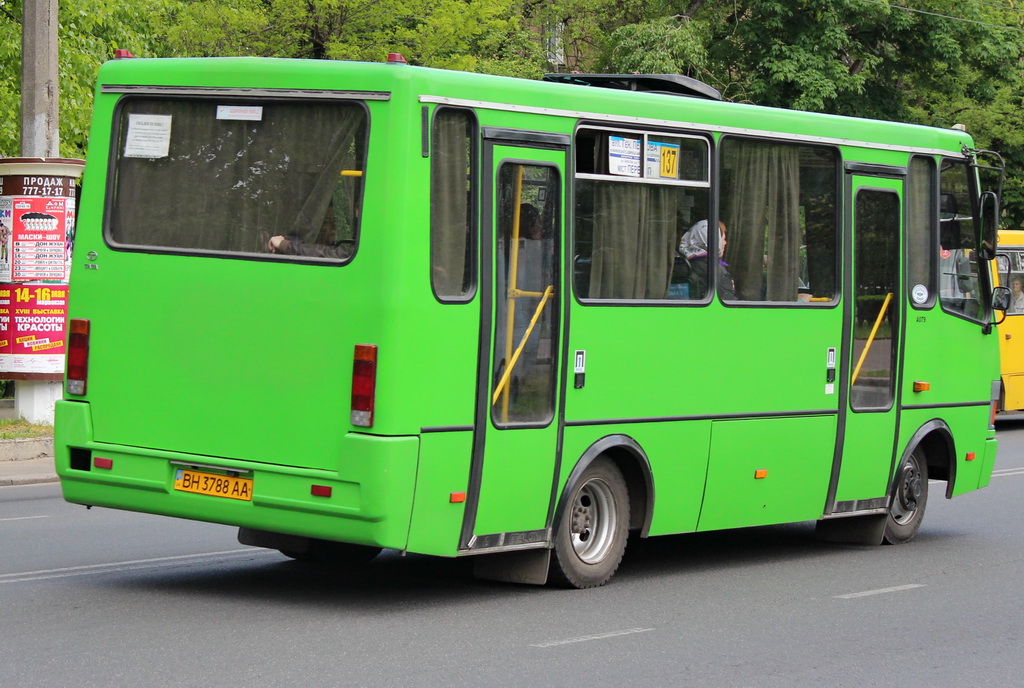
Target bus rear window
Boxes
[109,98,368,261]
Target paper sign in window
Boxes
[608,136,641,177]
[217,105,264,121]
[124,114,172,159]
[646,141,680,179]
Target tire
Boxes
[883,449,928,545]
[280,539,382,564]
[550,457,629,588]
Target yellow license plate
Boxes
[173,469,253,501]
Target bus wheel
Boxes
[551,458,629,588]
[883,449,928,545]
[281,539,382,564]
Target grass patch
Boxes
[0,418,54,439]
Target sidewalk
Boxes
[0,399,57,487]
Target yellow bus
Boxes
[995,229,1024,411]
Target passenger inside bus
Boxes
[678,219,735,300]
[267,233,354,259]
[267,204,355,260]
[1012,277,1024,313]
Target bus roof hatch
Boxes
[543,73,722,101]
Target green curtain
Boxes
[430,110,472,298]
[588,181,679,299]
[722,141,801,301]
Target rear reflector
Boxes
[67,319,91,396]
[94,457,113,469]
[311,485,332,497]
[351,344,377,427]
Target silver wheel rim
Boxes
[570,477,617,564]
[891,454,924,525]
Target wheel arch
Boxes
[555,434,655,537]
[900,419,956,500]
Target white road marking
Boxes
[0,515,51,522]
[835,583,925,599]
[531,627,654,648]
[991,468,1024,478]
[0,548,273,584]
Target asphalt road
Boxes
[2,423,1023,688]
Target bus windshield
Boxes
[109,98,367,261]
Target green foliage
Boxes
[157,0,543,75]
[603,16,709,76]
[524,0,668,72]
[160,0,269,57]
[0,1,21,156]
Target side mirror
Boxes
[993,285,1011,312]
[978,191,999,260]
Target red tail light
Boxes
[66,318,91,396]
[351,344,377,427]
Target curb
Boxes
[0,437,54,461]
[0,437,57,486]
[0,473,59,487]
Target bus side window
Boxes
[719,138,838,303]
[573,128,710,302]
[999,251,1024,314]
[430,107,476,302]
[907,156,936,309]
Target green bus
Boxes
[56,54,1005,588]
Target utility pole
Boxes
[21,0,60,158]
[4,0,76,425]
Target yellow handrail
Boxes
[851,292,893,385]
[493,285,555,406]
[498,166,527,421]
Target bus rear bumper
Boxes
[54,400,418,550]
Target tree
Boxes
[0,0,182,158]
[160,0,542,76]
[595,0,1024,225]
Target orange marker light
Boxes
[913,381,931,392]
[754,469,768,479]
[966,452,976,462]
[450,492,467,503]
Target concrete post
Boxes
[21,0,61,159]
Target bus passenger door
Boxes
[831,176,904,509]
[462,135,568,550]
